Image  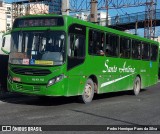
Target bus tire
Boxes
[79,78,94,104]
[133,77,141,96]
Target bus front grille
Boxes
[11,67,51,76]
[16,84,40,92]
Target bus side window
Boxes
[105,34,112,56]
[151,45,158,61]
[142,43,150,60]
[105,33,119,57]
[120,37,131,58]
[88,30,104,56]
[132,40,141,60]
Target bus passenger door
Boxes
[66,24,86,96]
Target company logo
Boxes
[2,126,11,131]
[24,72,34,75]
[102,59,135,73]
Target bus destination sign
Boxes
[13,17,64,28]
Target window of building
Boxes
[7,15,11,18]
[7,7,11,11]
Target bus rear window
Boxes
[13,17,64,28]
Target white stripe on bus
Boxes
[101,73,135,88]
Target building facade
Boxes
[0,2,12,32]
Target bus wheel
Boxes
[133,77,141,96]
[79,79,94,104]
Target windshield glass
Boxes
[9,31,65,66]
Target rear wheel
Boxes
[133,77,141,96]
[79,79,94,104]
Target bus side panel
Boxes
[140,61,158,89]
[99,58,136,93]
[66,64,86,96]
[84,56,113,94]
[112,58,132,92]
[100,75,114,93]
[100,57,120,93]
[140,61,151,88]
[149,61,158,86]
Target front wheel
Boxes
[133,77,141,96]
[79,79,94,104]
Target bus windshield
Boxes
[9,31,65,66]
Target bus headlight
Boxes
[47,74,64,87]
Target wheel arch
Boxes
[88,75,98,93]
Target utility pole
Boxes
[62,0,69,15]
[106,0,109,26]
[90,0,97,23]
[144,0,157,39]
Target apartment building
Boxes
[0,2,12,32]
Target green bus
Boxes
[7,14,159,103]
[158,42,160,79]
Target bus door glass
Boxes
[67,24,86,70]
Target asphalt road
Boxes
[0,82,160,134]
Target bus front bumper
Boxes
[7,80,66,97]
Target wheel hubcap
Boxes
[135,80,140,93]
[84,84,92,98]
